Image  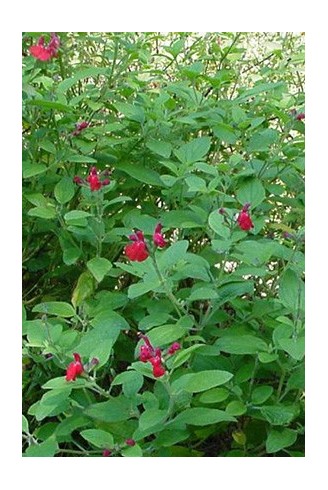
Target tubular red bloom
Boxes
[138,335,166,377]
[125,231,149,262]
[29,33,60,61]
[152,363,166,378]
[296,112,305,120]
[153,223,167,248]
[65,353,84,381]
[102,449,112,457]
[72,121,89,136]
[74,166,110,191]
[73,176,83,185]
[237,210,254,231]
[167,342,181,355]
[140,345,152,362]
[87,173,102,191]
[125,439,136,447]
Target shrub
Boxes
[22,32,305,457]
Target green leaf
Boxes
[188,287,218,301]
[146,139,172,158]
[258,352,279,364]
[91,309,130,332]
[121,444,143,457]
[236,81,285,102]
[32,301,75,318]
[266,428,298,454]
[279,269,305,313]
[216,335,267,355]
[28,206,56,219]
[114,102,145,123]
[185,175,207,193]
[128,278,161,299]
[172,370,233,394]
[213,122,237,144]
[57,67,110,93]
[199,387,229,404]
[22,415,29,434]
[118,162,164,186]
[80,429,114,449]
[84,397,133,423]
[260,405,298,426]
[208,211,230,238]
[111,371,144,398]
[87,257,112,283]
[147,324,187,347]
[174,137,211,165]
[279,336,305,361]
[172,408,236,426]
[161,210,204,228]
[172,344,205,369]
[64,210,92,222]
[157,240,189,271]
[248,128,279,152]
[23,163,47,178]
[71,271,95,308]
[28,99,73,112]
[226,401,247,416]
[66,155,98,163]
[139,408,167,431]
[215,281,254,306]
[251,385,274,405]
[105,196,132,206]
[234,240,278,266]
[236,178,266,208]
[39,141,56,154]
[24,438,58,457]
[54,177,75,204]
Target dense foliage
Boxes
[22,32,305,457]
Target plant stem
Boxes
[150,256,185,319]
[247,355,259,401]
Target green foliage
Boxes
[22,31,305,457]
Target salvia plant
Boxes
[22,32,305,457]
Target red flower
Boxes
[125,231,149,262]
[151,363,166,378]
[103,449,112,457]
[140,345,152,362]
[167,342,181,355]
[125,439,136,447]
[87,167,102,191]
[72,121,89,136]
[29,33,60,61]
[73,166,110,192]
[296,112,305,121]
[65,353,84,381]
[138,335,166,378]
[153,223,167,248]
[237,203,254,231]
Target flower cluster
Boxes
[167,342,181,355]
[29,33,60,61]
[73,166,111,192]
[124,224,167,262]
[237,203,254,231]
[102,438,136,457]
[124,230,149,262]
[290,109,305,121]
[65,353,84,381]
[72,121,89,137]
[138,334,180,378]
